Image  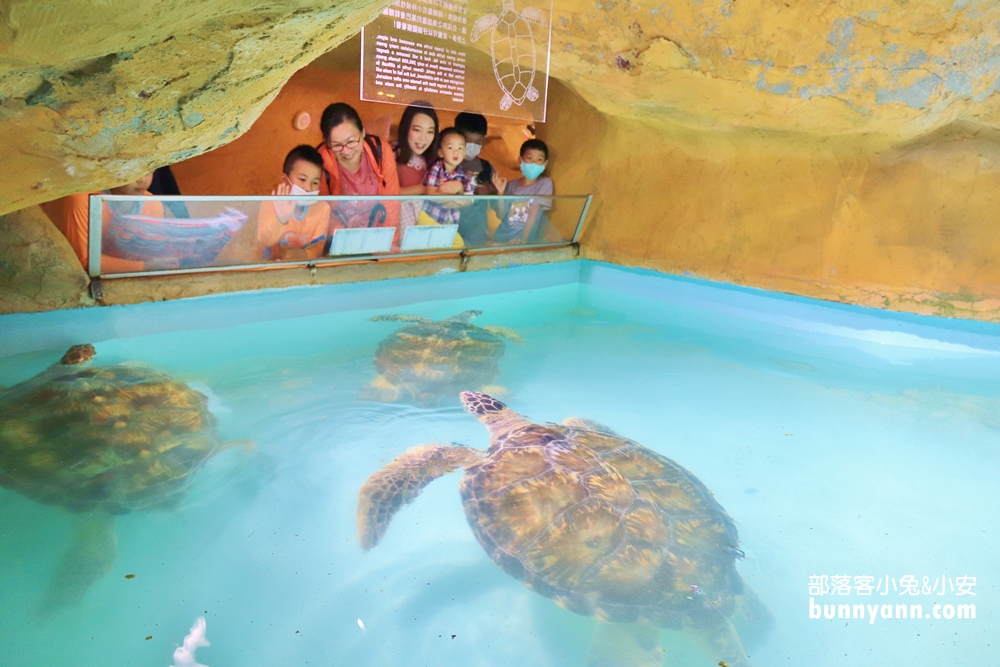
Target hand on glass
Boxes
[438,180,466,195]
[491,171,508,194]
[270,181,295,222]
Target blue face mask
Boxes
[520,161,546,181]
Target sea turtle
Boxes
[0,344,245,616]
[357,392,772,667]
[471,0,547,111]
[360,310,523,407]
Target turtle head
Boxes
[460,392,523,436]
[60,344,95,366]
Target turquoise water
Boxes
[1,261,997,666]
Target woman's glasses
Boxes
[329,136,361,153]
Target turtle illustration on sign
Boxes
[471,0,547,111]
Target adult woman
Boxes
[393,102,438,194]
[392,102,439,231]
[318,103,400,231]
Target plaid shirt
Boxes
[422,160,474,225]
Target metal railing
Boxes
[86,193,592,278]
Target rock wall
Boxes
[535,1,1000,321]
[0,206,91,312]
[0,0,388,215]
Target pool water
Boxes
[0,261,997,666]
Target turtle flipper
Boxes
[522,7,547,25]
[482,325,524,345]
[359,375,403,402]
[357,444,486,550]
[587,621,662,667]
[526,86,539,102]
[733,585,775,651]
[562,417,620,436]
[370,314,433,323]
[443,310,483,323]
[471,14,499,41]
[37,513,117,618]
[687,618,754,667]
[500,93,514,111]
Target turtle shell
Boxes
[460,421,743,628]
[369,321,506,406]
[0,359,223,515]
[492,11,538,103]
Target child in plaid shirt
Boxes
[421,127,475,226]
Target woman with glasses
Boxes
[318,103,400,237]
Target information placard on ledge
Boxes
[328,227,397,256]
[361,0,553,122]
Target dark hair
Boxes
[520,138,549,161]
[395,102,439,165]
[455,112,488,137]
[283,144,324,175]
[437,127,466,146]
[320,103,363,142]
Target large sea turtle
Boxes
[360,310,523,407]
[472,0,546,111]
[358,392,771,667]
[0,344,245,616]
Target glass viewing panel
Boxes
[88,194,590,277]
[361,0,553,121]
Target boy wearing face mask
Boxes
[491,139,553,245]
[258,145,331,260]
[455,112,498,194]
[454,112,507,246]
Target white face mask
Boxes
[464,142,482,160]
[289,183,319,196]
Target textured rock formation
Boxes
[0,0,388,215]
[548,1,1000,136]
[537,1,1000,321]
[0,206,91,312]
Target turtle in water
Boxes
[358,392,772,667]
[0,344,246,616]
[472,0,546,111]
[360,310,523,407]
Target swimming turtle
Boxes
[0,344,245,616]
[472,0,546,111]
[357,392,772,667]
[360,310,523,407]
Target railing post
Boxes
[572,194,593,245]
[88,194,103,277]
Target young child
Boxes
[43,173,171,273]
[420,127,475,227]
[258,145,331,260]
[455,112,497,194]
[492,139,554,245]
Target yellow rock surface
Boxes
[0,0,387,215]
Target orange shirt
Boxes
[44,191,163,273]
[318,136,401,239]
[257,199,331,259]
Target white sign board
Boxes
[328,227,397,256]
[361,0,553,121]
[401,224,459,251]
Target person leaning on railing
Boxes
[40,173,177,273]
[257,145,331,261]
[317,103,400,242]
